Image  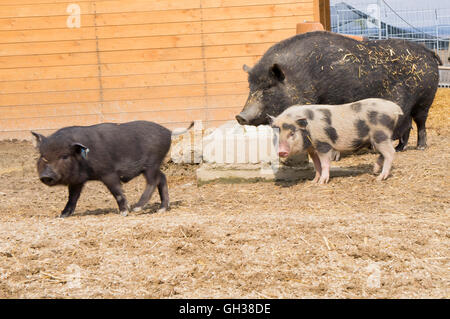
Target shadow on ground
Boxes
[275,163,373,187]
[76,200,184,217]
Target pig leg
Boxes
[316,151,333,184]
[156,171,169,213]
[307,148,322,183]
[395,116,412,152]
[415,118,427,150]
[331,150,341,161]
[133,168,160,212]
[60,183,84,218]
[373,154,384,174]
[102,175,129,216]
[413,111,429,150]
[396,128,411,152]
[374,142,395,181]
[412,97,433,150]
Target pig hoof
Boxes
[395,145,406,152]
[416,145,426,150]
[120,210,129,216]
[132,206,142,212]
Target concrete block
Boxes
[202,120,308,165]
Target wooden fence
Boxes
[0,0,325,140]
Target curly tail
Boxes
[171,121,194,136]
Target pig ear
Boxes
[295,118,308,130]
[242,64,251,73]
[71,143,89,159]
[269,64,285,82]
[31,131,45,149]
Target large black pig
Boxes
[236,31,442,151]
[32,121,192,218]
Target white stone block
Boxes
[173,119,307,165]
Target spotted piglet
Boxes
[271,98,404,184]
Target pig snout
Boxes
[278,142,290,158]
[39,168,57,186]
[236,92,264,126]
[236,113,249,125]
[40,175,55,185]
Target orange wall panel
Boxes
[0,0,316,139]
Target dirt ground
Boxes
[0,90,449,299]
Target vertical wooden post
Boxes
[313,0,331,31]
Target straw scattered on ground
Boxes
[0,89,448,298]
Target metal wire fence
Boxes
[330,0,450,69]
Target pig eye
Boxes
[288,131,295,138]
[61,155,69,160]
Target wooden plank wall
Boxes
[0,0,317,140]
